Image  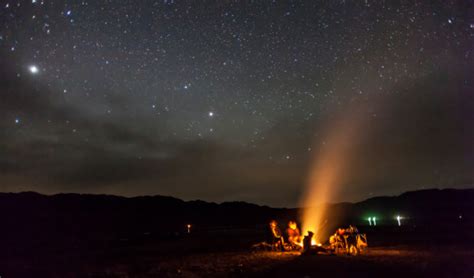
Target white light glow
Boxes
[29,65,39,74]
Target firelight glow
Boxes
[299,107,366,243]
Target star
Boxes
[28,65,39,74]
[208,111,214,117]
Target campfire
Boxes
[261,220,326,254]
[254,220,367,256]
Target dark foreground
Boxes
[1,189,473,277]
[3,237,474,277]
[86,246,473,278]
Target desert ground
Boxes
[84,247,473,278]
[3,226,473,277]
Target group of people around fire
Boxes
[268,220,303,251]
[266,220,367,255]
[329,225,367,255]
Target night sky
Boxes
[1,1,473,207]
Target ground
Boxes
[79,246,473,277]
[2,227,473,277]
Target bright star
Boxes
[29,65,39,74]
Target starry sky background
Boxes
[1,0,473,207]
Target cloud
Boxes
[0,61,472,207]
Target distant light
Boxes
[186,224,192,234]
[15,118,20,124]
[396,215,402,226]
[368,217,372,226]
[459,215,462,219]
[66,10,72,16]
[29,65,39,74]
[208,111,214,117]
[372,217,377,226]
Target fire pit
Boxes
[253,221,367,256]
